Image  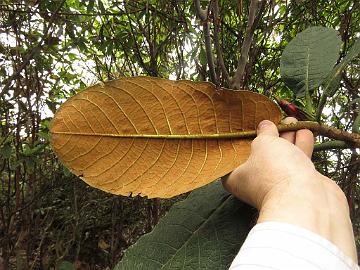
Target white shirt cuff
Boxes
[230,221,359,270]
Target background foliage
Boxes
[0,0,359,269]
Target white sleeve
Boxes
[230,221,359,270]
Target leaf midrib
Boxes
[161,193,233,269]
[305,47,310,96]
[50,130,258,139]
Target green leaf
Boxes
[24,157,36,173]
[115,181,255,270]
[353,115,360,134]
[63,166,72,177]
[323,38,360,97]
[350,98,360,107]
[0,143,12,159]
[37,131,50,141]
[87,0,95,13]
[199,46,207,67]
[22,143,46,157]
[322,73,341,98]
[58,260,75,270]
[280,26,342,98]
[98,0,105,13]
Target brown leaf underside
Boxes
[50,77,281,198]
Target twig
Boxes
[316,93,327,122]
[213,0,229,83]
[342,152,359,217]
[194,0,217,84]
[124,8,152,75]
[276,121,360,148]
[230,0,258,89]
[203,20,217,83]
[314,140,354,152]
[193,0,207,20]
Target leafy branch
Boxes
[0,7,126,16]
[279,27,360,151]
[276,122,360,149]
[0,0,67,98]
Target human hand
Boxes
[222,117,357,262]
[222,117,315,209]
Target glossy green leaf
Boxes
[115,181,255,270]
[280,26,341,98]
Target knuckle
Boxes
[251,135,274,149]
[251,136,264,148]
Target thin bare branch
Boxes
[124,9,152,75]
[277,121,360,148]
[314,140,354,152]
[213,0,229,83]
[193,0,207,21]
[194,0,217,84]
[203,22,217,83]
[230,0,259,89]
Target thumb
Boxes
[256,120,279,137]
[222,162,258,207]
[221,162,250,198]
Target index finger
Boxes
[280,117,297,144]
[295,129,314,158]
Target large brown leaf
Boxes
[50,77,281,198]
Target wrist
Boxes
[259,174,349,218]
[257,174,357,262]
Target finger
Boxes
[256,120,279,137]
[280,117,298,143]
[295,129,314,158]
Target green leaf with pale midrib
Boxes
[115,181,255,270]
[280,26,342,98]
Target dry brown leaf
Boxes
[50,77,281,198]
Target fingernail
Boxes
[281,117,298,124]
[257,120,272,130]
